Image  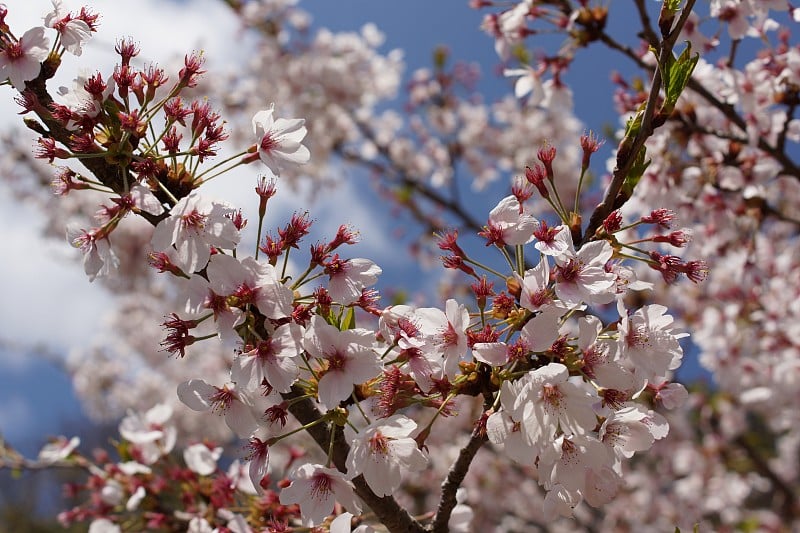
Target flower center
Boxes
[255,339,276,361]
[327,350,347,371]
[626,324,651,350]
[325,256,347,277]
[541,383,563,409]
[260,133,278,153]
[368,431,390,456]
[557,260,581,282]
[181,208,207,233]
[508,339,529,361]
[203,290,228,315]
[310,472,333,500]
[6,42,24,61]
[439,322,457,344]
[209,386,236,412]
[233,282,257,305]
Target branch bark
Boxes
[581,0,697,245]
[285,387,426,533]
[430,426,487,533]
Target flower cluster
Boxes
[2,4,309,281]
[33,405,296,533]
[18,0,800,531]
[468,0,800,529]
[137,140,695,528]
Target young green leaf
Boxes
[621,145,650,199]
[341,306,356,330]
[662,42,700,114]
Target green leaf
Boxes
[664,0,682,12]
[624,108,644,139]
[341,306,356,330]
[662,42,699,114]
[621,146,650,198]
[320,307,338,328]
[617,107,645,162]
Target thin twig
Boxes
[582,0,697,245]
[430,425,488,533]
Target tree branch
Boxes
[24,59,169,226]
[284,387,425,533]
[597,16,800,182]
[349,122,485,233]
[430,424,488,532]
[581,0,697,245]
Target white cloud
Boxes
[0,186,115,358]
[0,0,242,120]
[0,0,245,367]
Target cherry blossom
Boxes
[37,436,80,464]
[617,303,687,385]
[183,443,223,476]
[303,315,382,410]
[652,382,689,410]
[118,403,177,464]
[325,255,382,305]
[251,103,311,176]
[241,436,270,494]
[44,0,93,56]
[533,223,571,257]
[537,434,615,497]
[66,225,119,281]
[511,363,598,448]
[232,323,303,393]
[503,66,544,107]
[553,240,616,307]
[710,0,754,39]
[473,309,560,367]
[54,71,115,129]
[126,184,164,216]
[279,463,362,526]
[0,26,49,89]
[415,298,470,377]
[202,253,294,322]
[151,192,241,274]
[88,518,121,533]
[177,378,275,438]
[486,408,536,464]
[577,316,636,391]
[345,414,428,496]
[542,484,581,521]
[480,195,538,246]
[599,404,668,459]
[517,257,554,311]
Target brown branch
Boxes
[581,0,698,245]
[598,21,800,182]
[338,149,450,235]
[26,60,123,193]
[23,58,169,227]
[430,425,488,533]
[284,387,425,533]
[633,0,659,48]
